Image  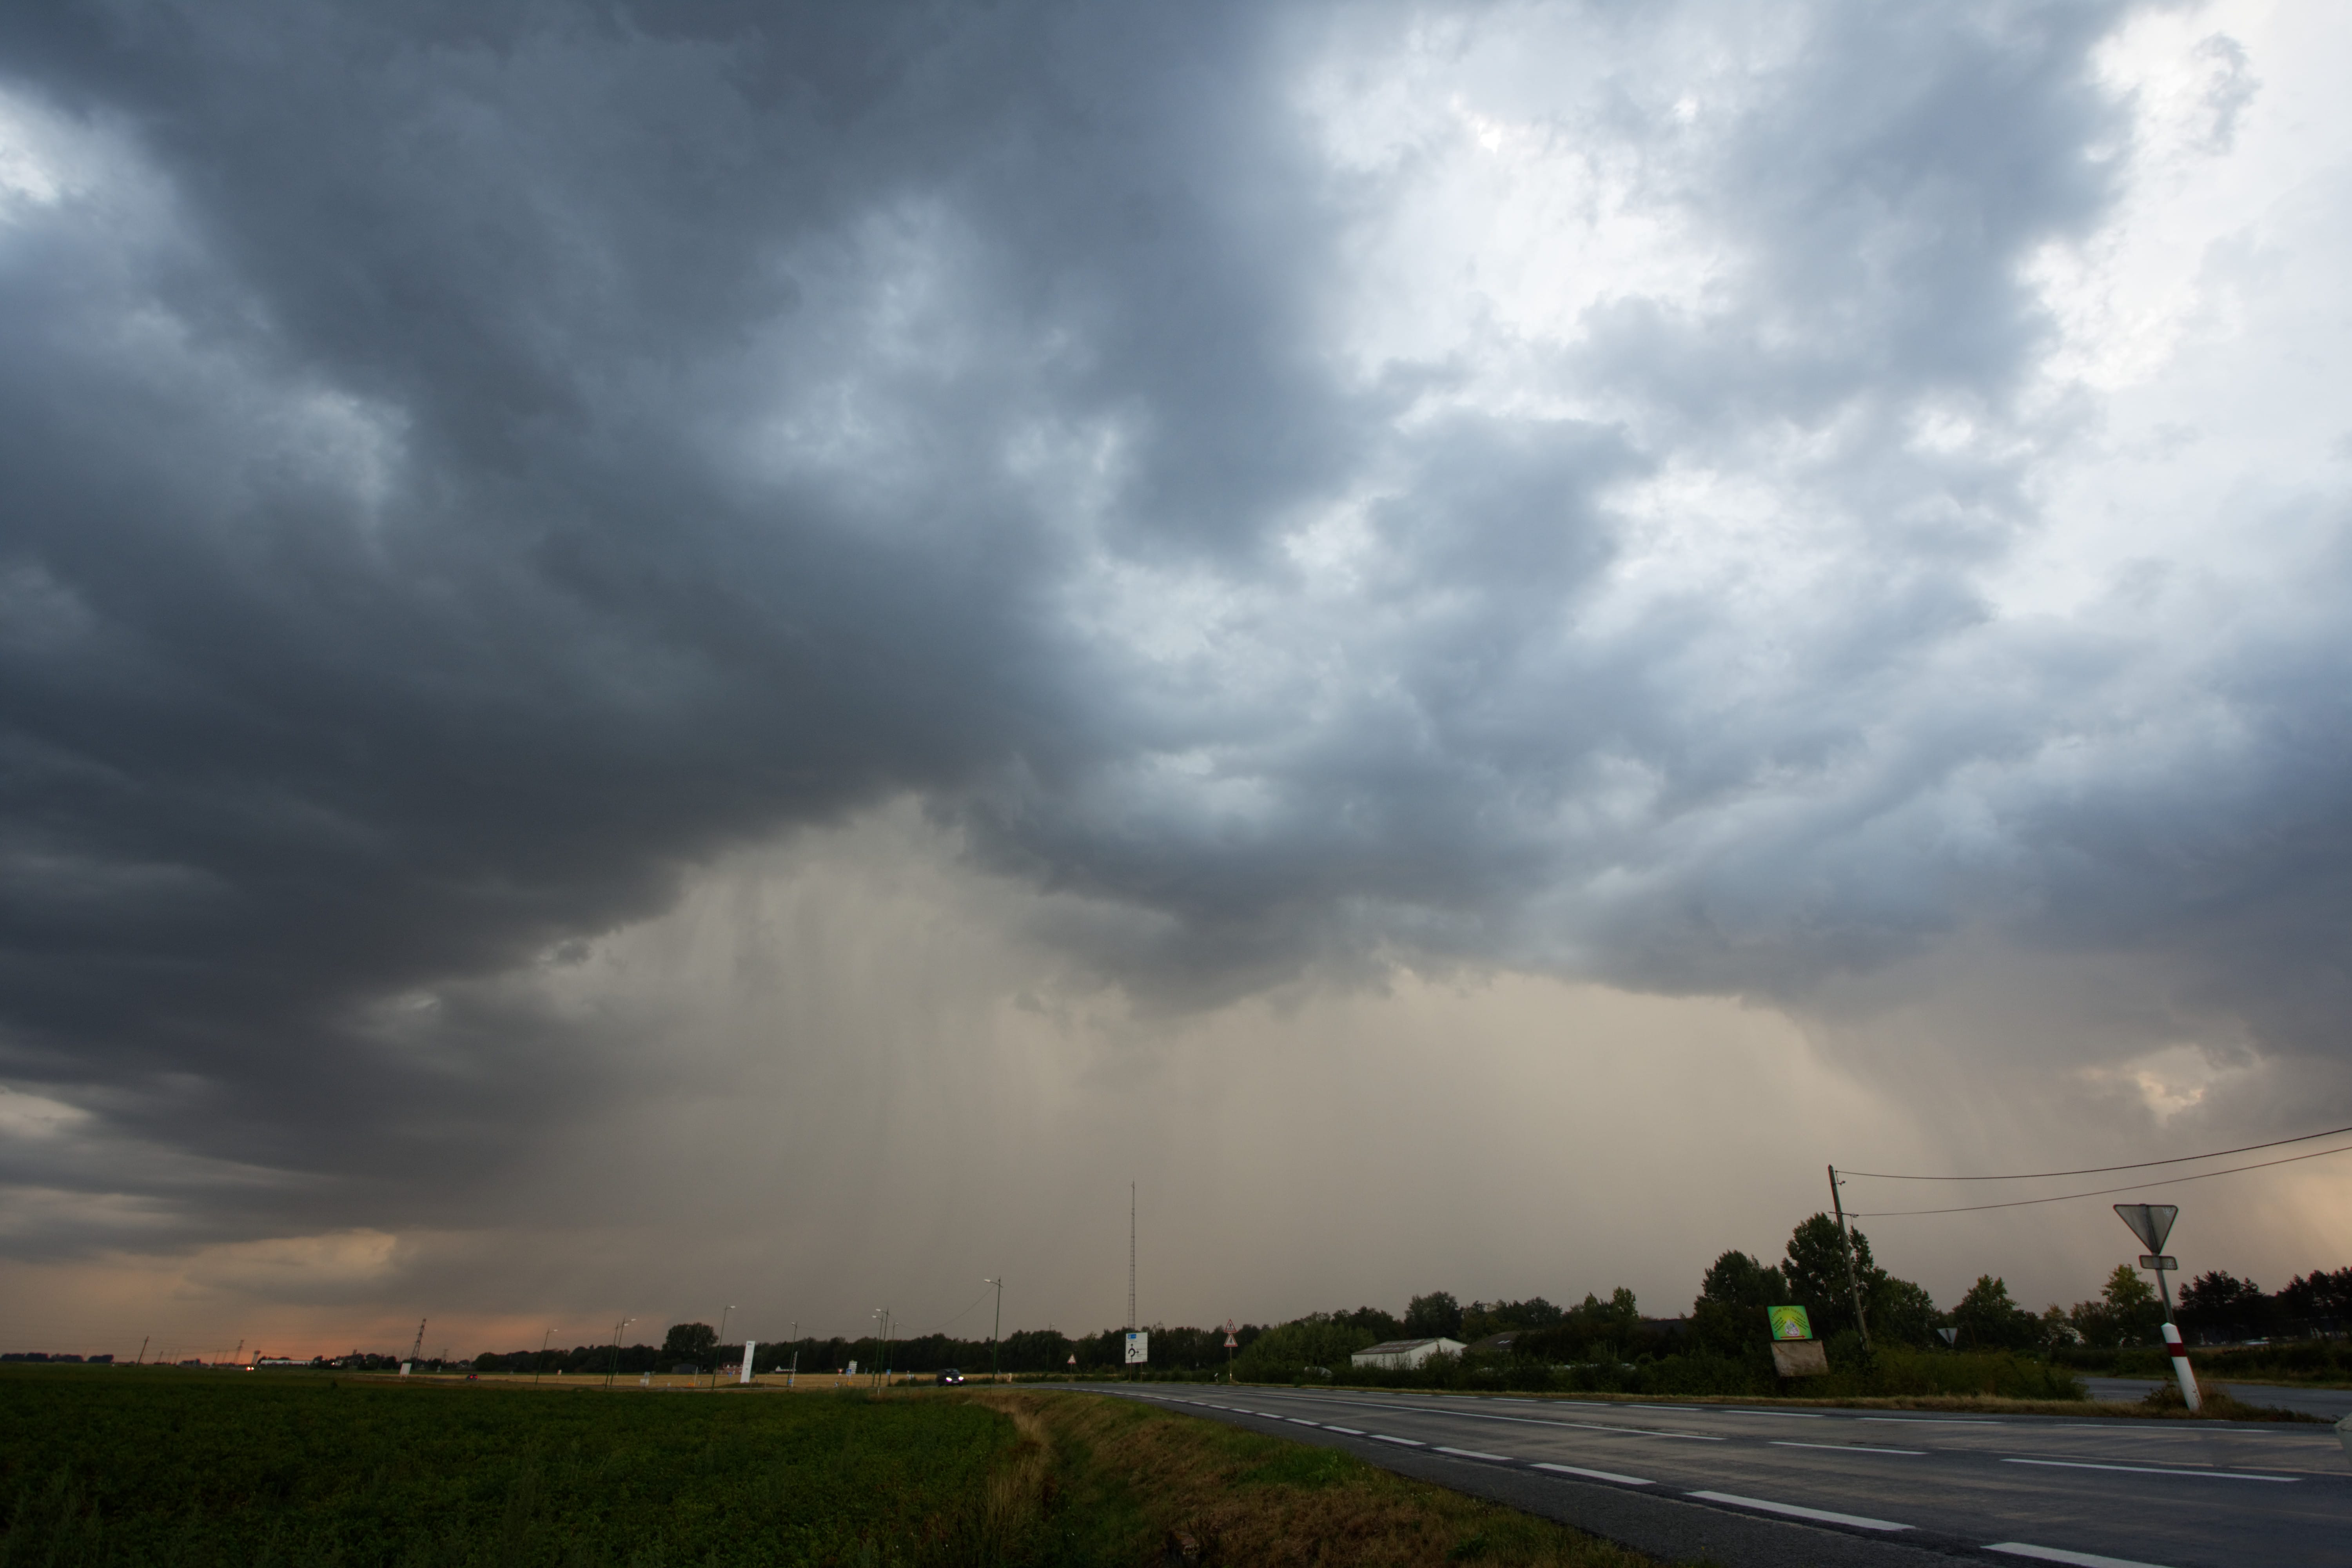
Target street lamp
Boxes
[872,1307,892,1390]
[2115,1204,2200,1412]
[984,1277,1004,1385]
[713,1305,734,1390]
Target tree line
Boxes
[336,1229,2352,1375]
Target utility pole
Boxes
[606,1318,632,1387]
[1826,1166,1872,1354]
[789,1321,799,1388]
[535,1328,552,1386]
[136,1336,149,1367]
[407,1319,427,1377]
[713,1305,733,1390]
[984,1277,1004,1384]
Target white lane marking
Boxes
[1715,1408,1826,1419]
[1322,1425,1364,1435]
[1985,1545,2179,1568]
[1261,1394,1725,1443]
[1860,1416,2003,1426]
[1286,1417,1320,1426]
[1771,1441,1926,1456]
[1435,1445,1511,1461]
[2003,1458,2297,1483]
[1372,1434,1425,1447]
[1687,1491,1914,1532]
[1534,1462,1654,1486]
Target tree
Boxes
[1950,1276,2039,1350]
[1871,1277,1940,1347]
[1691,1249,1785,1355]
[1232,1313,1376,1379]
[2065,1266,2162,1348]
[1782,1214,1887,1338]
[2277,1267,2352,1328]
[662,1322,718,1365]
[2177,1271,2269,1343]
[1404,1292,1463,1339]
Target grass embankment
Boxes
[994,1389,1658,1568]
[0,1369,1663,1567]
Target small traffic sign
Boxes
[2139,1254,2177,1270]
[1223,1333,1238,1349]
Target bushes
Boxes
[1243,1342,2085,1402]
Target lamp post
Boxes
[535,1328,551,1387]
[712,1305,733,1390]
[788,1321,799,1388]
[984,1277,1004,1385]
[872,1308,892,1390]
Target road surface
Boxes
[1077,1382,2349,1567]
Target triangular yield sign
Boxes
[2113,1203,2177,1254]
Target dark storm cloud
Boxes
[2,0,2348,1253]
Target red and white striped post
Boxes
[2115,1204,2199,1413]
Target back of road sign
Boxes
[2114,1203,2178,1254]
[2139,1254,2177,1270]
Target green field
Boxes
[0,1369,1017,1566]
[0,1369,1658,1568]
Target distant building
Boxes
[1463,1332,1520,1357]
[1348,1337,1466,1370]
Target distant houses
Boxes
[1348,1336,1466,1370]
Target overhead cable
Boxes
[1839,1122,2352,1181]
[1848,1141,2352,1218]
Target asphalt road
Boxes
[1078,1383,2351,1568]
[2083,1375,2352,1422]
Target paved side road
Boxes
[2084,1374,2352,1422]
[1074,1383,2352,1568]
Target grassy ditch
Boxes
[0,1369,1663,1567]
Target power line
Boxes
[1849,1140,2352,1217]
[1840,1122,2352,1181]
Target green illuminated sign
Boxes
[1768,1305,1813,1341]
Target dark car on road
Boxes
[936,1368,964,1385]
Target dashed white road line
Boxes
[1533,1462,1654,1486]
[1434,1445,1511,1461]
[1686,1491,1914,1532]
[1372,1434,1424,1447]
[1771,1441,1925,1456]
[2002,1458,2297,1483]
[1860,1416,2003,1426]
[1984,1544,2178,1568]
[1322,1425,1364,1435]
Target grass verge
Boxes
[991,1389,1665,1567]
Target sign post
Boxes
[1224,1319,1238,1384]
[2114,1203,2199,1412]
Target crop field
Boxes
[0,1368,1015,1566]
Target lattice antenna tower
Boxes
[1127,1182,1136,1332]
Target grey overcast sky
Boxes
[4,0,2350,1359]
